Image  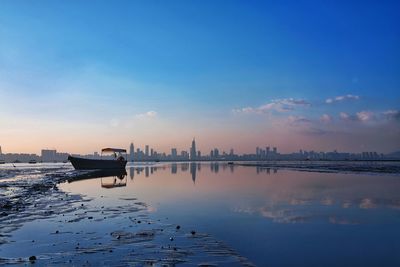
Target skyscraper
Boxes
[129,143,134,162]
[190,138,197,160]
[0,145,2,154]
[145,145,149,157]
[214,148,219,158]
[171,148,177,159]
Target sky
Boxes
[0,0,399,154]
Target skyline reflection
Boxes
[125,162,281,185]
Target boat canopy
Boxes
[101,148,127,153]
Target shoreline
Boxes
[236,161,400,174]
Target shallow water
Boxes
[1,162,400,266]
[61,162,400,266]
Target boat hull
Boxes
[68,156,127,170]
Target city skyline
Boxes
[1,138,398,163]
[1,1,399,154]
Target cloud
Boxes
[135,111,158,119]
[359,198,376,209]
[233,98,310,114]
[383,110,400,121]
[339,112,352,121]
[338,109,400,124]
[320,114,332,123]
[287,115,311,126]
[326,94,360,104]
[339,110,380,123]
[340,111,374,122]
[356,111,374,122]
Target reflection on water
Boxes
[61,162,400,267]
[125,162,279,184]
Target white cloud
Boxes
[320,114,332,123]
[356,111,374,122]
[326,94,360,104]
[233,98,310,114]
[135,111,158,119]
[339,112,351,120]
[339,110,376,123]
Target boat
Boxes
[68,148,127,170]
[0,159,5,164]
[28,159,37,164]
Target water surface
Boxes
[59,162,400,266]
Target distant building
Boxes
[190,138,197,160]
[0,145,2,154]
[171,148,177,159]
[41,149,57,162]
[129,143,134,162]
[213,148,219,158]
[181,150,189,159]
[145,145,149,157]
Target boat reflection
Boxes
[68,169,127,185]
[101,175,127,189]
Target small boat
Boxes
[68,148,127,170]
[0,159,5,164]
[28,159,37,164]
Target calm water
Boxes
[59,162,400,267]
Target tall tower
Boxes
[190,138,197,160]
[129,143,134,162]
[0,145,2,154]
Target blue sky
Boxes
[0,1,399,153]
